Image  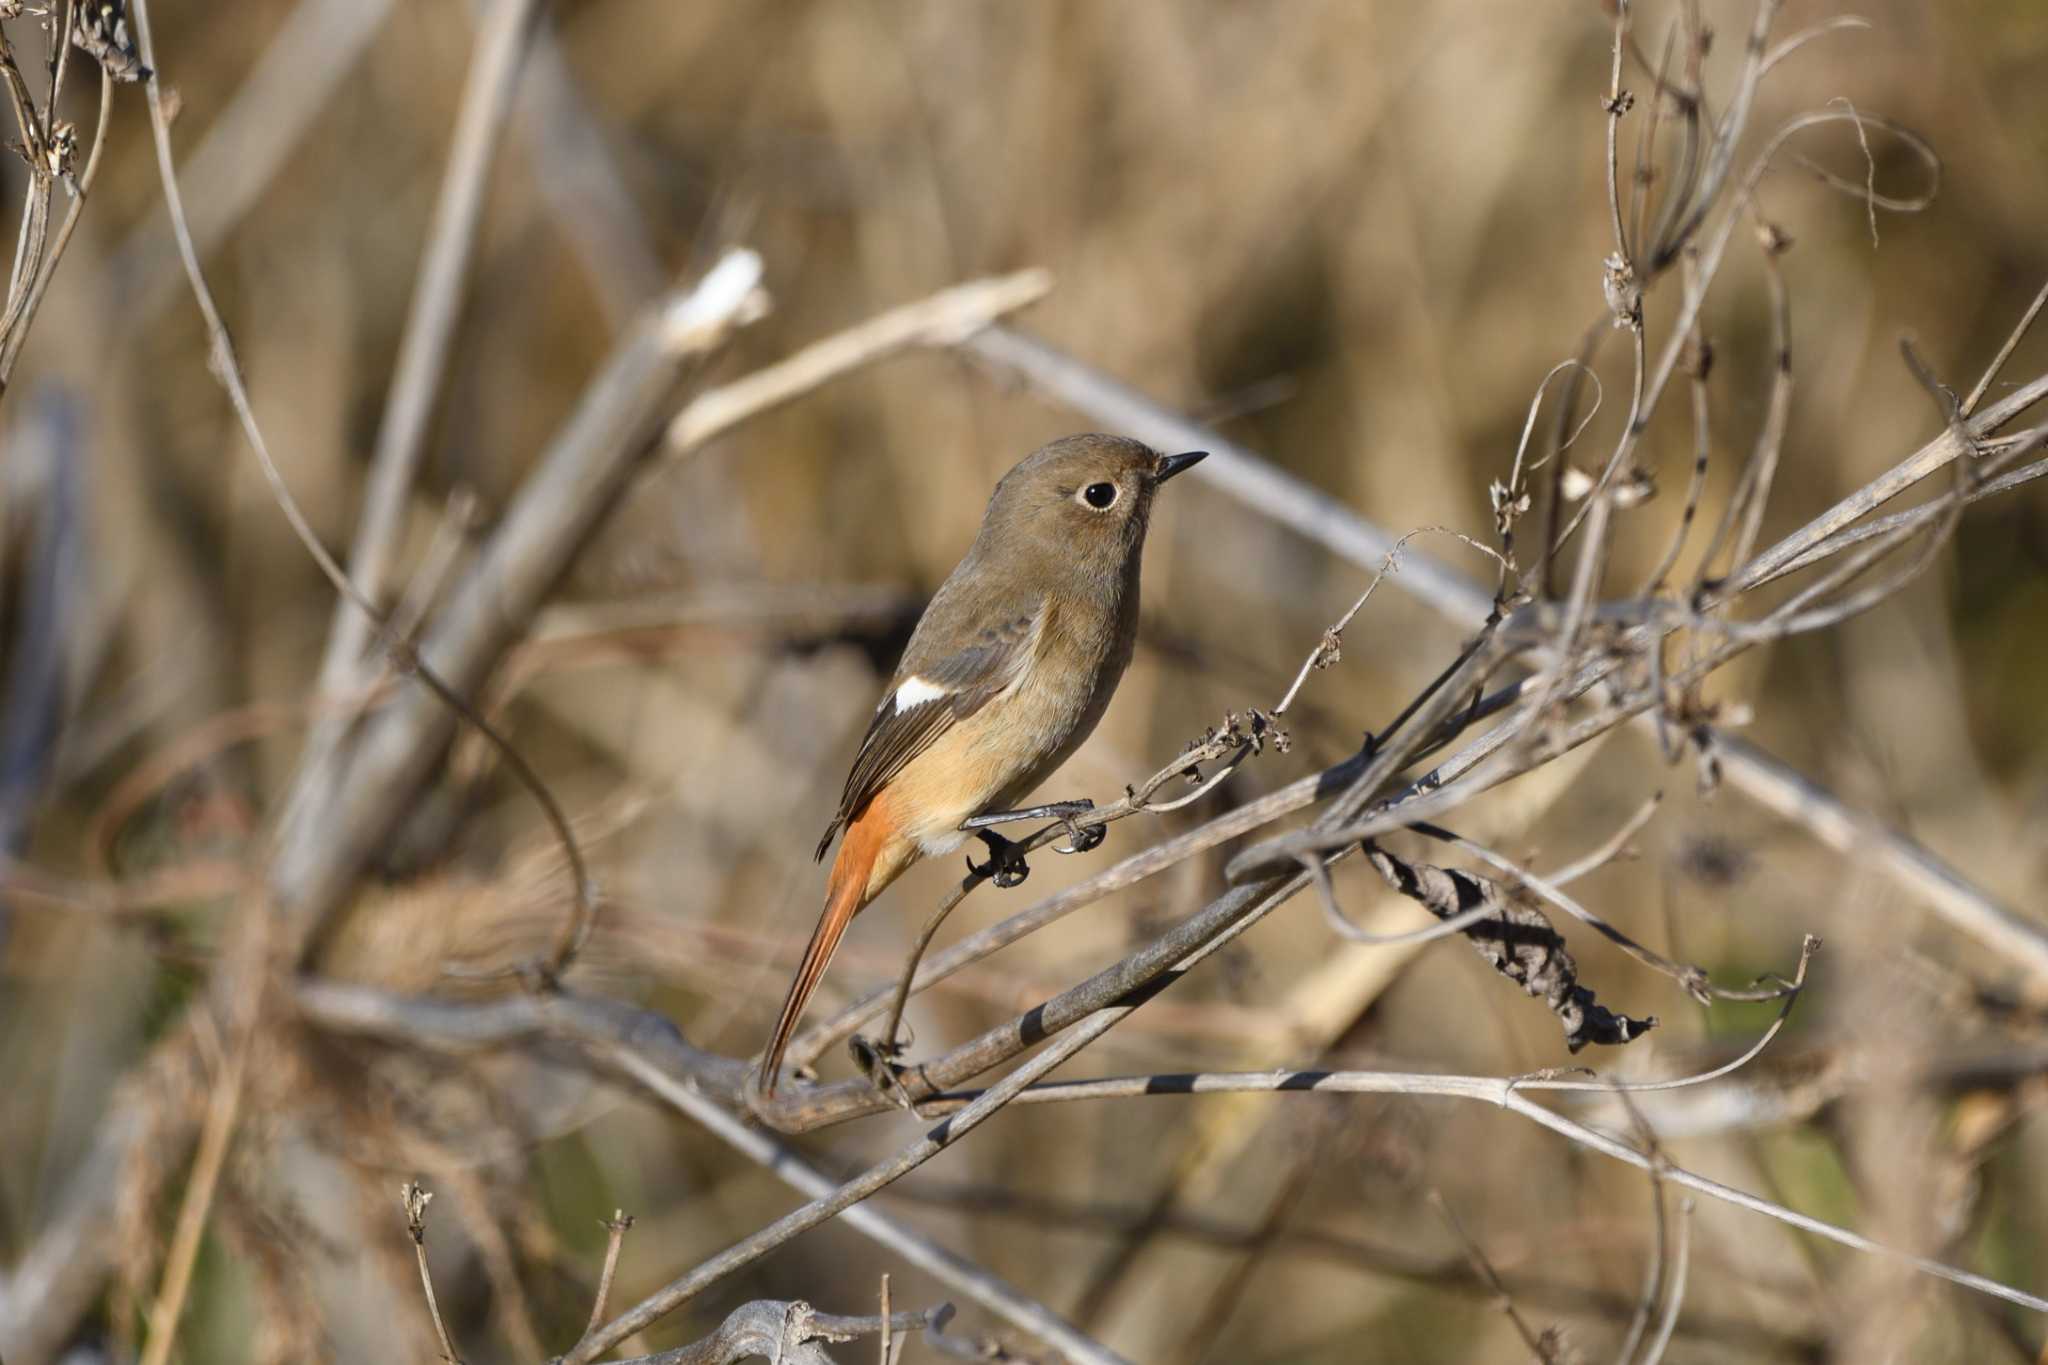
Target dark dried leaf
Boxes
[1364,842,1657,1051]
[73,0,151,83]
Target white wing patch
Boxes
[892,675,950,711]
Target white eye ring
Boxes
[1079,481,1119,510]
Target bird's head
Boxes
[979,434,1206,577]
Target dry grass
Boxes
[3,2,2048,1362]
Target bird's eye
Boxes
[1081,482,1119,510]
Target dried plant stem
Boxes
[130,0,378,630]
[136,905,267,1365]
[1433,1191,1558,1362]
[1962,277,2048,417]
[136,1045,247,1365]
[267,249,768,959]
[573,874,1315,1359]
[877,1274,892,1365]
[401,1183,463,1364]
[0,70,113,385]
[907,1067,2045,1314]
[412,1241,458,1364]
[299,925,2048,1325]
[313,0,541,710]
[1734,374,2048,593]
[129,0,659,988]
[607,1300,943,1365]
[666,268,1053,455]
[295,980,1102,1362]
[578,1211,635,1348]
[565,992,1150,1363]
[1638,1200,1695,1365]
[1754,440,2047,586]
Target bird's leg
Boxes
[965,828,1031,888]
[961,798,1104,875]
[960,799,1097,829]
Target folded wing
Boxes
[815,600,1046,859]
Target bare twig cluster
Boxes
[0,0,142,393]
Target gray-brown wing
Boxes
[815,604,1045,859]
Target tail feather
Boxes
[760,813,884,1094]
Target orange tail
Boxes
[760,808,891,1094]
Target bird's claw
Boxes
[1044,797,1103,854]
[850,1031,908,1070]
[849,1035,921,1111]
[967,830,1031,888]
[1054,818,1105,855]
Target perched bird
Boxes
[758,434,1206,1094]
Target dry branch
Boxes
[609,1300,945,1365]
[269,249,769,957]
[296,979,1103,1363]
[311,0,543,721]
[664,269,1052,456]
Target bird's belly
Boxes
[892,672,1103,858]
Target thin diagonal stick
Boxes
[313,0,541,704]
[907,1067,2047,1315]
[1961,277,2048,418]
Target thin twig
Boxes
[878,1274,892,1365]
[580,1210,635,1344]
[312,0,542,710]
[1962,276,2048,418]
[136,898,267,1365]
[606,1300,945,1365]
[0,67,112,384]
[1602,1,1635,273]
[905,1067,2047,1315]
[667,268,1053,456]
[1689,201,1793,586]
[1545,792,1661,888]
[1753,440,2048,587]
[1638,1200,1695,1365]
[1637,250,1714,594]
[562,973,1160,1363]
[113,0,400,324]
[267,250,769,962]
[572,878,1319,1358]
[400,1182,463,1364]
[1432,1191,1558,1362]
[293,980,1110,1363]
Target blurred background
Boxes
[3,1,2047,1360]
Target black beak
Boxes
[1156,450,1208,484]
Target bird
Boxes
[757,434,1206,1095]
